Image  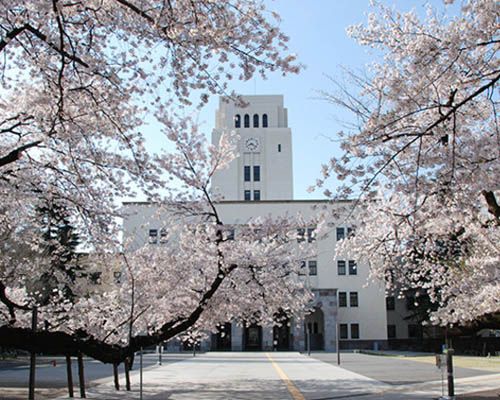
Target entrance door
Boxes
[273,322,291,350]
[304,307,325,350]
[213,322,232,351]
[244,324,262,351]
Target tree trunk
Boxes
[77,352,86,398]
[66,355,74,398]
[113,363,120,391]
[124,357,131,391]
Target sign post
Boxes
[28,307,37,400]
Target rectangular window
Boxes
[339,324,348,339]
[351,323,360,339]
[148,229,158,244]
[299,260,306,276]
[226,229,235,241]
[408,324,421,338]
[386,296,395,310]
[278,144,281,152]
[253,190,261,201]
[297,228,305,242]
[387,324,396,339]
[406,296,417,310]
[338,292,347,307]
[348,260,357,275]
[308,260,317,276]
[89,272,102,285]
[349,292,359,307]
[244,165,251,182]
[253,165,260,182]
[244,190,251,201]
[160,228,168,243]
[307,227,316,243]
[336,227,345,241]
[337,260,346,275]
[113,271,122,284]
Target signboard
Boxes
[436,354,447,369]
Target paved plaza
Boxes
[1,352,500,399]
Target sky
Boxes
[143,0,458,201]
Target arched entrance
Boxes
[243,324,262,351]
[304,307,325,350]
[273,311,292,350]
[212,322,232,351]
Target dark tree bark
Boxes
[66,355,74,398]
[77,352,86,398]
[124,357,131,391]
[113,363,120,391]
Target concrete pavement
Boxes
[48,352,500,400]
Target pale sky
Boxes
[142,0,457,200]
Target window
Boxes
[406,296,417,310]
[244,165,251,181]
[160,228,168,243]
[113,271,122,283]
[308,260,317,276]
[351,323,360,339]
[253,166,260,182]
[253,190,260,201]
[262,113,268,127]
[307,227,316,243]
[244,114,250,127]
[349,292,359,307]
[336,227,345,241]
[235,114,241,128]
[244,190,251,201]
[89,272,102,285]
[299,260,306,276]
[339,324,348,339]
[408,324,422,338]
[226,229,235,241]
[148,229,158,244]
[387,325,396,339]
[297,228,305,242]
[348,260,357,275]
[337,260,346,275]
[386,296,395,311]
[278,144,281,152]
[253,114,259,127]
[338,292,347,307]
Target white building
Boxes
[123,95,393,351]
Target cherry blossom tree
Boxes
[0,0,311,365]
[317,0,499,325]
[1,123,315,366]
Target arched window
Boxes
[253,114,259,127]
[235,114,241,128]
[244,114,250,128]
[262,113,268,127]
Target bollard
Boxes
[140,347,143,400]
[28,307,37,400]
[336,323,340,365]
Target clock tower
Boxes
[211,95,293,201]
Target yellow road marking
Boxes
[265,353,306,400]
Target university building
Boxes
[123,95,415,351]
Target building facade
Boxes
[123,95,390,351]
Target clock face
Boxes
[245,137,260,152]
